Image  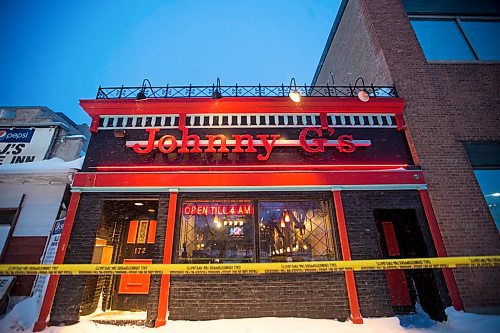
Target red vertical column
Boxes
[33,192,81,332]
[332,190,363,324]
[418,189,464,310]
[155,190,178,327]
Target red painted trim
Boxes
[419,190,464,311]
[73,170,425,189]
[395,113,407,131]
[333,190,363,324]
[80,97,405,118]
[89,116,100,133]
[381,222,412,307]
[382,222,400,257]
[147,220,157,244]
[118,259,153,294]
[126,220,139,244]
[93,164,409,172]
[155,191,178,327]
[33,192,81,332]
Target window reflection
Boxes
[410,17,500,61]
[461,20,500,60]
[410,19,475,60]
[474,170,500,230]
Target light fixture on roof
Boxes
[354,77,370,102]
[329,71,335,85]
[136,79,153,100]
[134,202,144,206]
[212,77,222,99]
[288,78,301,103]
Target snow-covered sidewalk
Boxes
[1,295,499,333]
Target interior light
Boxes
[284,210,290,223]
[148,209,155,213]
[213,215,220,224]
[134,202,144,206]
[280,217,286,229]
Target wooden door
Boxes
[118,220,157,294]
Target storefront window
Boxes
[178,198,338,263]
[178,201,254,263]
[258,200,337,262]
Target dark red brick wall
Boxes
[2,236,47,296]
[168,273,349,320]
[315,0,500,313]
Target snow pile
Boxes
[0,293,41,332]
[0,157,84,173]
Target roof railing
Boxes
[96,84,398,99]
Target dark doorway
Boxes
[374,209,446,321]
[79,200,159,318]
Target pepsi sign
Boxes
[0,128,34,143]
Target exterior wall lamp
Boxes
[136,79,153,100]
[288,78,301,103]
[212,77,222,99]
[354,77,370,102]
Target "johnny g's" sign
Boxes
[127,127,371,161]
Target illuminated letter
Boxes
[337,135,356,153]
[158,134,177,153]
[232,134,257,153]
[299,127,327,153]
[256,134,280,161]
[178,128,202,153]
[205,134,229,153]
[133,128,159,154]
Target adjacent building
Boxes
[312,0,500,314]
[0,106,89,307]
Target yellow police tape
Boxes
[0,256,498,276]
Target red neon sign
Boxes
[182,203,253,216]
[127,127,370,161]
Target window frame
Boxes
[0,194,25,262]
[409,15,500,62]
[174,192,339,264]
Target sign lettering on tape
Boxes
[0,256,498,276]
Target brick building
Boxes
[312,0,500,314]
[0,106,89,310]
[34,80,465,329]
[32,1,499,329]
